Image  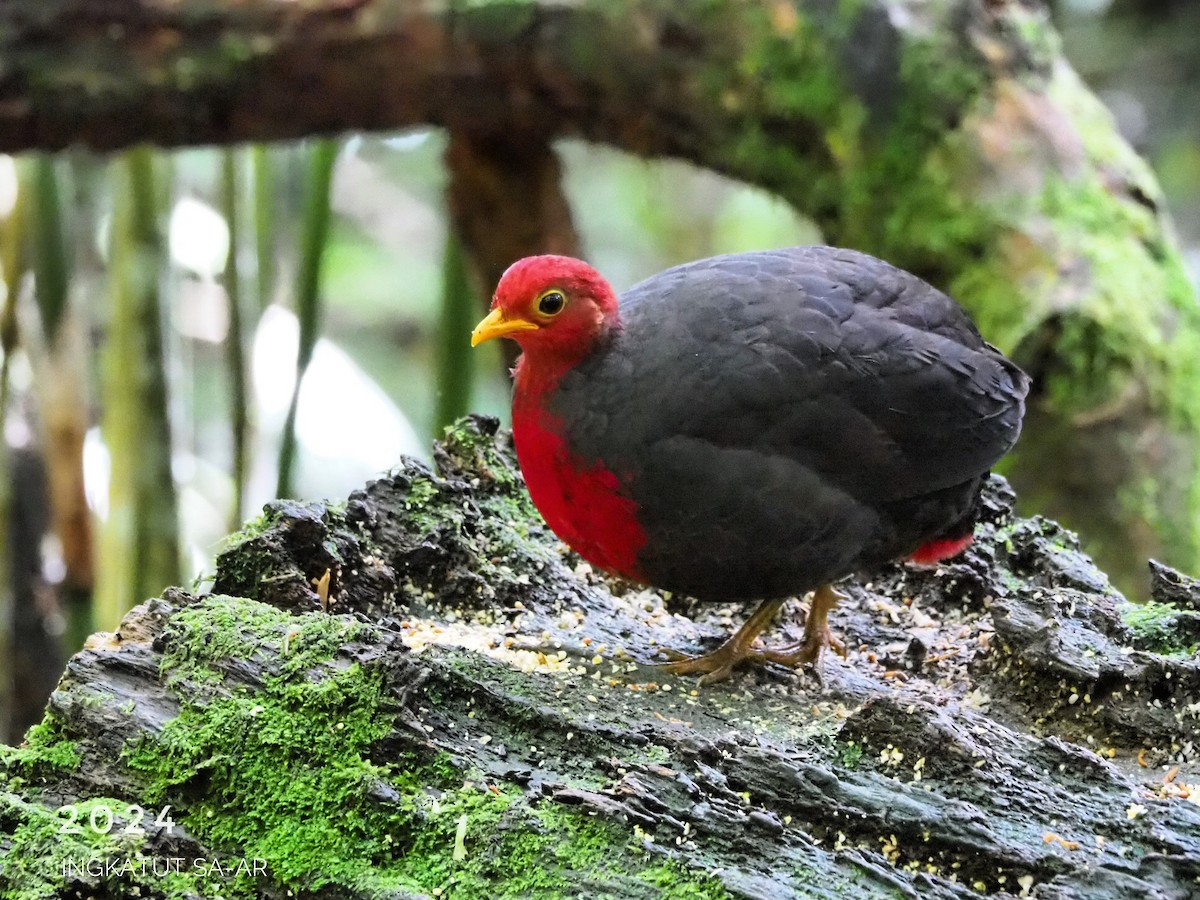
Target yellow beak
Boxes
[471,307,539,347]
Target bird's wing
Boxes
[555,247,1029,505]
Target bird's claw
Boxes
[747,626,847,667]
[658,647,742,684]
[656,631,841,683]
[657,585,848,682]
[656,625,845,683]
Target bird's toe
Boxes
[657,645,746,682]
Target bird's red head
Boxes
[471,256,619,364]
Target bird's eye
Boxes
[536,290,566,317]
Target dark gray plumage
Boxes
[549,246,1028,601]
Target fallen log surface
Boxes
[2,416,1198,899]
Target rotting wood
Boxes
[1,416,1197,899]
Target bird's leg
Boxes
[658,597,789,683]
[750,584,848,667]
[659,585,848,682]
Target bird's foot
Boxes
[658,585,848,683]
[657,597,788,684]
[747,623,847,668]
[659,643,748,684]
[659,626,845,683]
[753,584,849,666]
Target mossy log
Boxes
[2,417,1199,899]
[2,0,1199,592]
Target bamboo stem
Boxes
[252,145,275,311]
[22,156,95,656]
[29,157,67,343]
[433,227,476,433]
[275,139,337,500]
[0,155,22,742]
[221,149,250,530]
[97,146,180,630]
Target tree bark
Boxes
[1,417,1198,898]
[445,129,582,303]
[444,127,582,373]
[3,0,1195,594]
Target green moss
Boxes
[434,418,545,539]
[118,598,388,886]
[1006,2,1061,70]
[393,789,579,897]
[1028,158,1200,568]
[1159,259,1200,434]
[217,505,281,553]
[376,784,733,898]
[158,594,365,687]
[639,859,731,899]
[128,693,723,897]
[997,66,1200,427]
[969,63,1200,574]
[259,501,345,562]
[424,420,561,567]
[1120,601,1199,656]
[639,743,671,764]
[704,0,1002,308]
[845,31,991,268]
[0,722,93,897]
[110,594,727,896]
[0,715,82,790]
[404,475,439,511]
[838,741,864,769]
[947,241,1037,353]
[396,471,458,537]
[741,6,852,124]
[17,718,81,772]
[708,2,869,220]
[1048,66,1158,193]
[0,794,171,900]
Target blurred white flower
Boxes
[169,196,229,279]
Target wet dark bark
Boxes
[444,128,582,370]
[2,418,1197,898]
[445,130,582,307]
